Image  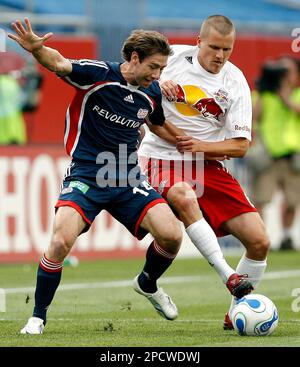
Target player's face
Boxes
[132,52,168,88]
[197,28,235,74]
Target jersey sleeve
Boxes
[147,83,166,126]
[224,71,252,141]
[61,59,110,89]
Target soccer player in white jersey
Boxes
[139,15,270,329]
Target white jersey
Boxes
[139,44,252,160]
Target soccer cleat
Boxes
[20,317,45,334]
[226,273,254,299]
[133,275,178,320]
[223,312,234,330]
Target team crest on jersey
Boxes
[137,108,148,119]
[61,187,73,195]
[213,89,230,110]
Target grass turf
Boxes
[0,250,300,347]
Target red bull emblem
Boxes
[192,98,224,120]
[172,84,226,119]
[176,84,187,103]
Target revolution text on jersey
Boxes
[62,59,165,162]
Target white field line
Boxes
[1,317,300,323]
[3,269,300,295]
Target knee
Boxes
[247,232,270,260]
[49,233,72,261]
[158,224,183,255]
[167,183,198,213]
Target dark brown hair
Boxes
[121,29,172,62]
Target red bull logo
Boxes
[176,84,186,104]
[173,84,224,120]
[192,97,223,119]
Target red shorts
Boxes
[140,157,257,237]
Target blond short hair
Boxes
[200,15,235,39]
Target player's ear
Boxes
[197,36,201,48]
[131,51,140,64]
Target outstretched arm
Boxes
[8,17,72,76]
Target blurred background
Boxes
[1,0,300,263]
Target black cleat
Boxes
[226,273,254,299]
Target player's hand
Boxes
[176,136,203,153]
[159,80,178,101]
[8,17,53,53]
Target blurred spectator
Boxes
[20,59,43,113]
[0,52,43,145]
[249,56,300,250]
[0,62,26,144]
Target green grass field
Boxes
[0,250,300,347]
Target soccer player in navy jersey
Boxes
[9,18,184,334]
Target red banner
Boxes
[0,146,145,263]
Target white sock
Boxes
[229,254,267,314]
[236,254,267,289]
[186,219,234,283]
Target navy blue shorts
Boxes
[55,161,166,239]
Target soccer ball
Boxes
[230,294,279,336]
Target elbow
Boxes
[229,139,249,158]
[237,140,250,157]
[54,60,72,76]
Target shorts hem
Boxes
[134,198,166,239]
[55,200,92,226]
[215,207,258,237]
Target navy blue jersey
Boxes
[61,59,165,163]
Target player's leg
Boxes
[21,206,87,334]
[182,160,265,329]
[167,181,236,285]
[222,211,270,329]
[222,211,270,283]
[47,206,87,261]
[138,202,182,288]
[150,158,251,297]
[108,179,182,320]
[133,202,182,320]
[193,160,267,287]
